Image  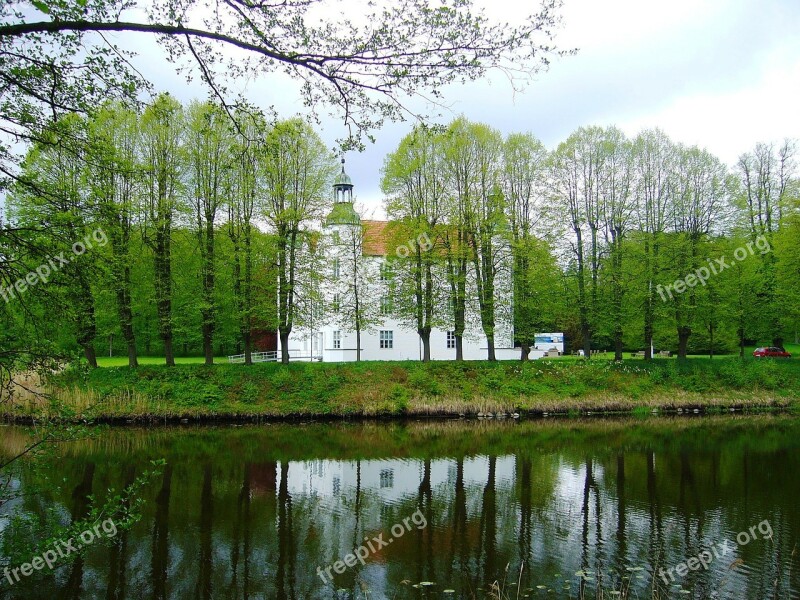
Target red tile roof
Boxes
[362,220,390,256]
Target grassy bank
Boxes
[3,357,799,422]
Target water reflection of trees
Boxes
[2,418,799,599]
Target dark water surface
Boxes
[0,415,798,599]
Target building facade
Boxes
[279,160,554,362]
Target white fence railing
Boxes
[227,350,322,363]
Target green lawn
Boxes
[7,356,797,422]
[97,356,227,367]
[98,344,799,367]
[547,343,800,361]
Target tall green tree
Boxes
[666,145,728,359]
[139,95,185,366]
[440,118,479,361]
[632,129,675,359]
[502,132,548,359]
[86,103,141,367]
[598,127,634,361]
[550,127,606,358]
[735,140,796,346]
[382,125,446,361]
[261,119,336,364]
[455,121,507,361]
[9,117,104,366]
[225,109,265,365]
[186,101,233,365]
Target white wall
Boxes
[279,221,555,362]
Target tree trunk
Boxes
[643,264,652,359]
[82,344,98,369]
[244,331,252,366]
[279,329,290,364]
[117,284,138,368]
[709,323,714,359]
[164,337,175,367]
[155,228,175,367]
[76,281,98,369]
[202,218,215,366]
[455,335,464,361]
[611,237,624,362]
[486,336,496,361]
[419,329,431,362]
[243,228,253,366]
[582,323,591,359]
[575,227,591,360]
[520,343,530,361]
[677,326,691,360]
[127,341,138,368]
[202,322,214,365]
[356,327,361,362]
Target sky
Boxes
[125,0,800,217]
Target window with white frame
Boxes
[447,331,456,349]
[379,330,393,349]
[332,294,340,313]
[332,258,340,279]
[379,468,394,488]
[333,330,341,349]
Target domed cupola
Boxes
[325,157,361,226]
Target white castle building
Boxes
[279,160,560,362]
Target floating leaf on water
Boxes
[729,558,745,570]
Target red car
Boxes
[753,347,792,358]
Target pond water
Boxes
[0,415,798,599]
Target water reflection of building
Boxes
[283,456,517,505]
